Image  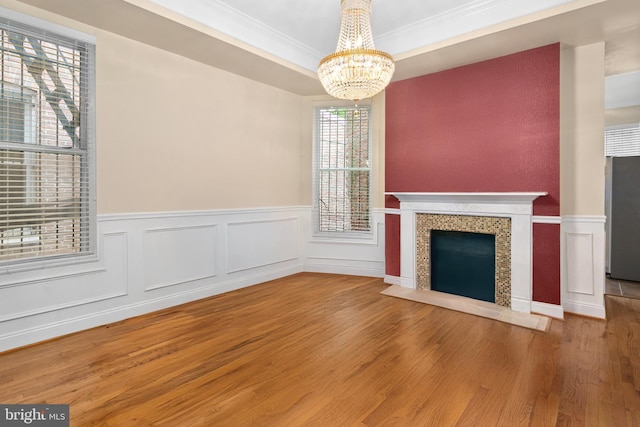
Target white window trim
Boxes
[0,7,96,44]
[311,99,376,243]
[0,8,98,275]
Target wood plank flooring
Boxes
[0,273,639,426]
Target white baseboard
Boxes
[304,263,384,278]
[384,275,401,286]
[531,301,564,319]
[511,297,532,314]
[562,300,606,319]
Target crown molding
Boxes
[376,0,600,57]
[147,0,598,73]
[149,0,323,71]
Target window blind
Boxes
[313,105,371,233]
[605,124,640,157]
[0,15,95,265]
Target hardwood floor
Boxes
[1,273,639,426]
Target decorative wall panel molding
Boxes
[143,225,218,291]
[304,211,386,278]
[561,216,606,318]
[227,217,299,273]
[566,232,595,295]
[0,232,128,323]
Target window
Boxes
[605,124,640,157]
[0,13,95,267]
[313,104,372,234]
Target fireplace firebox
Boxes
[430,229,496,303]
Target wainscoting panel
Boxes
[566,232,595,295]
[227,218,299,274]
[0,232,128,323]
[303,210,386,278]
[0,231,129,350]
[0,208,305,352]
[143,225,217,291]
[561,216,606,319]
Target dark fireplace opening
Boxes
[430,230,496,303]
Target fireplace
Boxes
[387,192,547,314]
[428,225,499,304]
[417,213,511,307]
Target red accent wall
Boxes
[385,196,401,277]
[385,44,560,304]
[384,214,401,277]
[533,223,561,304]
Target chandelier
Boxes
[318,0,395,101]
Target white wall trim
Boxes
[532,215,562,224]
[143,224,218,291]
[0,265,107,289]
[562,215,606,223]
[305,263,384,278]
[147,0,322,71]
[0,264,302,352]
[227,217,300,274]
[0,6,96,43]
[561,215,606,319]
[531,301,564,319]
[98,206,309,222]
[384,275,402,286]
[303,209,386,278]
[0,291,127,323]
[145,0,596,74]
[378,0,596,58]
[562,300,606,319]
[0,206,387,352]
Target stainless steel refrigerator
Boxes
[609,156,640,282]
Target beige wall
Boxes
[4,0,607,217]
[96,32,305,213]
[1,0,306,214]
[560,42,606,216]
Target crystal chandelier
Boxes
[318,0,395,101]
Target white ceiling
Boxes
[13,0,640,97]
[147,0,587,72]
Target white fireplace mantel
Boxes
[385,191,548,314]
[388,192,548,205]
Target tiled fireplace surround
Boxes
[388,192,547,314]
